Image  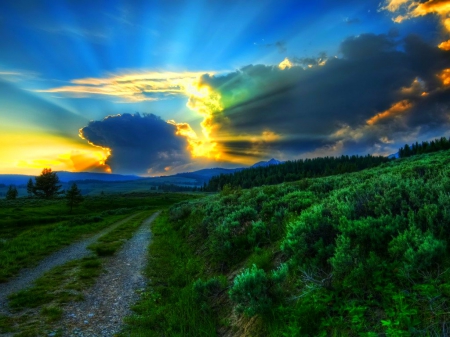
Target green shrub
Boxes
[282,205,337,267]
[247,220,267,246]
[192,276,226,302]
[388,227,446,273]
[169,202,193,222]
[229,264,287,316]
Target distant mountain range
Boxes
[387,152,399,159]
[0,158,283,187]
[0,172,141,186]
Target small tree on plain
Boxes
[6,185,18,200]
[66,183,83,212]
[26,178,34,197]
[33,168,64,199]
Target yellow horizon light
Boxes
[0,132,111,175]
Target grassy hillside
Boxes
[124,150,450,336]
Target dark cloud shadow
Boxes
[200,33,450,158]
[80,113,190,175]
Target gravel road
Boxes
[55,211,159,337]
[0,213,141,314]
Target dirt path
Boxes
[53,212,159,337]
[0,213,141,313]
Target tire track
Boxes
[56,212,159,337]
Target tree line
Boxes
[204,154,390,191]
[398,136,450,158]
[6,168,83,212]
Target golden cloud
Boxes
[383,0,411,12]
[366,99,412,125]
[438,68,450,85]
[38,70,216,102]
[278,57,293,70]
[383,0,450,37]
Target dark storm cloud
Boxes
[200,33,450,157]
[80,113,190,175]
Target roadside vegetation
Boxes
[121,212,218,336]
[124,149,450,336]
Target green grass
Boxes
[120,211,218,337]
[7,256,99,311]
[0,214,124,282]
[41,306,63,322]
[0,314,15,334]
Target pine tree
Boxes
[6,185,18,200]
[34,168,64,199]
[66,183,83,213]
[26,178,34,198]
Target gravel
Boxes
[55,212,159,337]
[0,213,141,314]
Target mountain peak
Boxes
[251,158,282,168]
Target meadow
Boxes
[122,149,450,336]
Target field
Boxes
[122,149,450,336]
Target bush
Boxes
[388,227,446,273]
[247,220,267,246]
[169,202,192,222]
[192,276,225,302]
[229,264,287,316]
[282,205,337,268]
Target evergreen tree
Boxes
[66,183,83,212]
[33,168,64,199]
[6,185,18,200]
[26,178,34,198]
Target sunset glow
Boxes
[1,0,450,175]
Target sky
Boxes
[1,0,450,176]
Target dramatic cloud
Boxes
[188,33,450,160]
[79,113,191,175]
[37,33,450,167]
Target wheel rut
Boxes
[54,211,159,337]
